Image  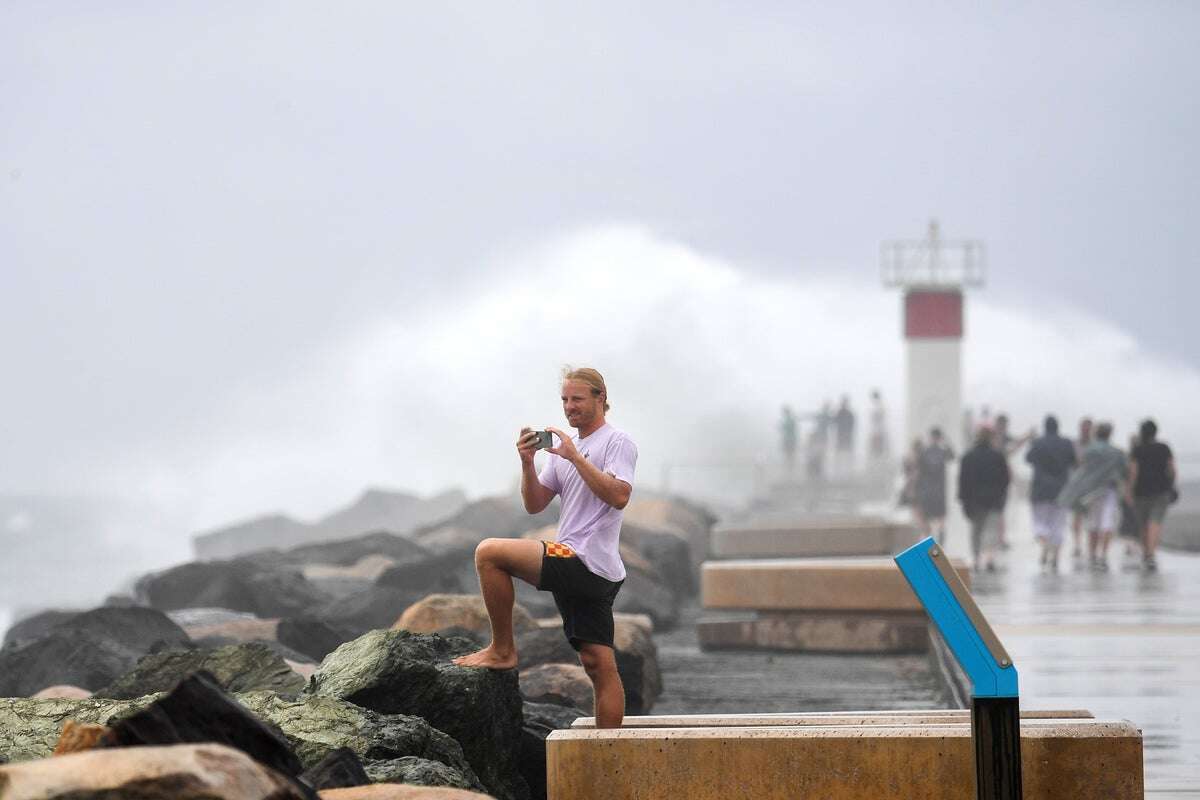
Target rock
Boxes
[237,690,481,789]
[410,496,558,542]
[52,721,109,755]
[301,747,371,789]
[1,609,79,650]
[310,630,527,800]
[364,756,478,790]
[515,627,578,671]
[0,607,191,696]
[278,617,357,662]
[0,696,158,763]
[309,585,430,638]
[181,614,281,644]
[0,743,313,799]
[94,642,306,700]
[303,555,399,598]
[412,525,489,557]
[394,594,536,638]
[193,513,314,561]
[614,560,679,630]
[31,686,92,700]
[136,559,331,618]
[624,522,697,598]
[192,635,316,667]
[289,660,318,680]
[100,671,305,779]
[519,664,592,711]
[374,552,478,599]
[519,702,584,800]
[320,787,495,800]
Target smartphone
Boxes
[532,430,553,451]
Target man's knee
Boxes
[579,646,616,678]
[475,538,505,568]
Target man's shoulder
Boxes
[598,424,637,448]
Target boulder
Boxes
[307,584,421,638]
[515,627,577,671]
[304,555,400,598]
[623,523,696,599]
[1,609,80,650]
[264,532,433,572]
[519,664,592,711]
[99,671,305,779]
[94,642,306,699]
[410,496,558,542]
[135,559,331,618]
[180,614,281,644]
[412,525,489,558]
[237,690,481,789]
[52,720,109,755]
[312,489,469,544]
[0,696,158,763]
[374,552,478,598]
[394,594,536,638]
[31,686,92,700]
[320,787,495,800]
[519,702,583,800]
[612,616,661,715]
[364,757,479,790]
[0,606,191,696]
[301,747,371,790]
[0,743,313,800]
[309,630,527,800]
[278,617,357,662]
[614,560,679,630]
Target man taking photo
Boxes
[453,366,637,729]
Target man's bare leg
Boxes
[453,538,544,669]
[579,643,624,729]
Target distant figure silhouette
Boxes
[867,390,890,468]
[1129,418,1176,572]
[1057,421,1126,572]
[1025,415,1077,573]
[779,406,798,475]
[915,427,955,546]
[958,426,1010,572]
[833,395,856,477]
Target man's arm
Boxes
[566,454,632,510]
[545,427,633,510]
[517,427,556,514]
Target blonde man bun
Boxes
[561,366,610,412]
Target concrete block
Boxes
[711,515,919,559]
[702,557,969,611]
[570,709,1095,728]
[696,611,930,653]
[547,719,1143,799]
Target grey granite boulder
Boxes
[364,756,479,790]
[0,695,158,763]
[237,690,482,791]
[309,630,527,800]
[0,607,191,696]
[519,702,583,800]
[94,642,306,699]
[135,559,330,618]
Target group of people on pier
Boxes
[779,391,890,481]
[902,414,1177,574]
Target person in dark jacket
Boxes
[1025,415,1077,573]
[958,426,1011,572]
[1128,419,1176,572]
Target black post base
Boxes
[972,696,1023,800]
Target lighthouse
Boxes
[881,220,985,454]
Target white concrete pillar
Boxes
[904,290,964,453]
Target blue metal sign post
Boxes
[895,537,1022,800]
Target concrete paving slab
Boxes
[710,515,919,558]
[696,610,929,653]
[571,708,1094,728]
[701,557,970,611]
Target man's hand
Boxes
[545,427,581,464]
[516,427,539,465]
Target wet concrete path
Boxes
[945,501,1200,798]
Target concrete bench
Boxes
[710,515,918,559]
[546,717,1143,799]
[702,557,970,611]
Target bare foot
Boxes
[452,646,517,670]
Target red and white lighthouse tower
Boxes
[882,220,985,454]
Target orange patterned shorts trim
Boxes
[543,541,576,558]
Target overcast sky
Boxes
[2,2,1197,530]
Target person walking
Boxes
[899,437,923,524]
[1070,417,1094,559]
[957,427,1011,572]
[779,406,798,476]
[993,413,1034,550]
[1057,421,1126,572]
[454,366,637,729]
[867,389,890,471]
[1129,419,1176,572]
[833,395,856,478]
[915,427,955,545]
[1025,415,1077,573]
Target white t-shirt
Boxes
[537,422,637,582]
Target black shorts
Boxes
[536,541,623,651]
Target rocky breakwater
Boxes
[0,629,553,798]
